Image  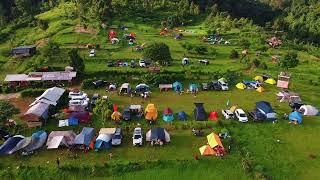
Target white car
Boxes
[69,91,88,99]
[89,49,96,57]
[218,81,229,91]
[139,60,146,67]
[234,109,248,123]
[69,100,88,107]
[132,127,143,146]
[221,109,234,119]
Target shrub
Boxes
[252,59,261,68]
[238,38,251,49]
[229,49,239,59]
[21,89,45,98]
[193,45,208,54]
[259,62,268,69]
[37,19,49,30]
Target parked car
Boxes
[89,49,96,57]
[111,128,122,146]
[107,61,114,67]
[132,127,143,146]
[198,59,209,65]
[212,82,222,91]
[139,60,146,67]
[218,81,229,91]
[122,107,132,121]
[221,109,234,119]
[69,100,88,107]
[69,91,88,100]
[91,93,100,106]
[130,60,136,68]
[234,109,248,123]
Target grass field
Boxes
[0,3,320,179]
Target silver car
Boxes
[112,128,122,146]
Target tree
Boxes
[0,101,19,122]
[279,51,299,70]
[68,49,85,76]
[239,38,251,49]
[143,42,172,66]
[229,49,239,59]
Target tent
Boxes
[194,103,207,121]
[189,84,198,92]
[111,111,122,122]
[172,81,183,92]
[74,127,95,147]
[199,145,215,156]
[208,111,218,121]
[218,77,227,83]
[68,111,90,123]
[111,38,119,44]
[256,87,265,93]
[254,76,263,82]
[94,134,112,151]
[289,111,302,124]
[207,133,224,149]
[145,104,158,121]
[22,130,47,153]
[255,101,277,121]
[299,105,319,116]
[177,111,187,121]
[182,58,189,65]
[119,83,131,95]
[0,135,25,155]
[236,83,246,90]
[46,131,76,149]
[163,108,174,122]
[135,84,150,93]
[265,78,276,85]
[146,128,170,143]
[229,105,238,113]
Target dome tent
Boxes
[177,111,187,121]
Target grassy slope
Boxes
[0,3,320,179]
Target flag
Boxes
[226,99,230,107]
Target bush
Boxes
[259,62,268,69]
[252,59,261,68]
[37,19,49,30]
[229,49,239,59]
[21,89,45,98]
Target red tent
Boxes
[69,111,91,123]
[208,111,218,121]
[163,107,173,115]
[129,33,136,38]
[109,30,117,40]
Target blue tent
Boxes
[289,111,302,124]
[94,134,112,151]
[74,127,94,147]
[68,117,79,126]
[177,111,187,121]
[23,130,47,153]
[256,101,277,121]
[0,135,25,155]
[135,84,150,93]
[172,81,183,92]
[189,84,198,92]
[194,103,207,121]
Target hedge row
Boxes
[20,89,45,98]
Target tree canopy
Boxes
[143,42,172,66]
[0,101,20,122]
[279,51,299,70]
[68,49,85,76]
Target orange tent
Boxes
[199,145,215,156]
[208,111,218,121]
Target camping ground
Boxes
[0,2,320,179]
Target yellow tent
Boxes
[111,111,122,122]
[229,105,238,113]
[256,87,265,93]
[145,104,158,121]
[254,76,263,82]
[199,145,215,156]
[265,78,276,85]
[207,133,224,148]
[236,83,246,90]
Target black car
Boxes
[93,80,104,88]
[130,61,136,68]
[248,110,265,122]
[212,82,222,91]
[107,61,114,67]
[122,108,132,121]
[91,93,100,106]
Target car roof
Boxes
[236,109,245,113]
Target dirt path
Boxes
[0,93,20,100]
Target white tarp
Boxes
[59,120,69,127]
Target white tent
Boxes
[46,131,76,149]
[299,105,319,116]
[47,136,66,149]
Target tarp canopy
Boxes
[46,131,76,149]
[265,78,276,85]
[177,111,187,121]
[172,81,183,92]
[199,145,215,156]
[146,128,170,142]
[194,103,207,121]
[236,83,246,90]
[23,130,47,153]
[94,134,112,150]
[289,111,303,124]
[207,133,224,149]
[0,135,25,155]
[299,105,319,116]
[145,104,158,121]
[74,127,94,147]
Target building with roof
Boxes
[11,45,36,56]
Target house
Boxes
[4,74,30,87]
[11,45,36,56]
[22,87,65,127]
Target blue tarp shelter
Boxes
[23,130,47,153]
[74,127,94,147]
[68,117,79,126]
[177,111,187,121]
[289,111,303,124]
[172,81,183,92]
[0,135,25,155]
[94,134,112,150]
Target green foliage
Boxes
[68,48,85,76]
[279,51,299,70]
[143,42,172,66]
[239,38,251,49]
[21,89,45,98]
[193,45,208,55]
[260,62,268,70]
[0,100,20,122]
[230,49,239,59]
[40,40,60,61]
[37,19,48,30]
